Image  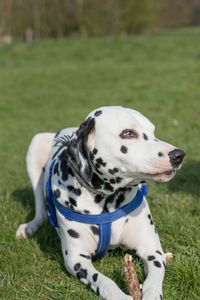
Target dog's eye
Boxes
[119,129,139,139]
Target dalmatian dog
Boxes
[16,106,185,300]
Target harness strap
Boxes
[46,174,59,228]
[96,222,111,258]
[46,160,148,259]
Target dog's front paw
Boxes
[142,287,163,300]
[16,223,34,239]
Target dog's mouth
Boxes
[162,169,176,176]
[151,168,176,182]
[141,168,177,182]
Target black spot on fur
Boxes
[115,194,125,208]
[96,157,106,167]
[61,164,68,181]
[92,273,98,282]
[69,204,75,211]
[119,187,131,193]
[154,260,162,268]
[80,254,91,260]
[52,144,63,160]
[74,188,81,196]
[103,194,115,212]
[93,148,98,155]
[116,177,122,183]
[77,268,88,279]
[54,162,59,175]
[67,185,73,191]
[67,167,74,177]
[94,110,102,117]
[96,168,103,175]
[163,261,166,268]
[143,133,148,140]
[54,189,61,198]
[148,255,156,261]
[69,197,77,207]
[104,182,114,192]
[120,145,128,154]
[65,250,68,255]
[67,229,80,238]
[110,178,116,184]
[91,173,104,189]
[65,200,70,207]
[160,295,163,300]
[96,287,100,296]
[74,263,81,271]
[89,152,94,161]
[108,167,119,175]
[95,194,104,203]
[91,225,99,235]
[84,210,90,214]
[147,214,154,225]
[125,218,129,223]
[156,250,162,255]
[67,185,82,196]
[59,150,68,181]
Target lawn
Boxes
[0,27,200,300]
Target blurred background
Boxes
[0,2,200,300]
[0,0,200,41]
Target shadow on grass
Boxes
[12,187,65,270]
[166,159,200,196]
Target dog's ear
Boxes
[67,117,95,181]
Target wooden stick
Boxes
[124,252,173,299]
[124,254,141,300]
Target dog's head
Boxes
[67,106,185,191]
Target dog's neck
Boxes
[87,153,141,197]
[69,154,139,198]
[69,173,138,214]
[56,163,139,215]
[54,148,141,214]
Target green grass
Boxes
[0,27,200,299]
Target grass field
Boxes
[0,27,200,300]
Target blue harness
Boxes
[46,160,148,259]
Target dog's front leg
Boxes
[137,246,165,300]
[60,244,132,300]
[121,206,166,299]
[124,236,165,300]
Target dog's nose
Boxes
[168,149,185,168]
